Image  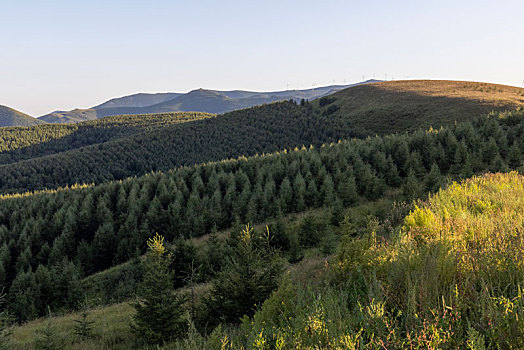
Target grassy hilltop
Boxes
[313,80,524,134]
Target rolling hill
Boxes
[38,80,380,123]
[313,80,524,134]
[0,105,46,127]
[0,112,214,165]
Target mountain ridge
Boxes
[38,80,380,123]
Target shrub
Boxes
[203,225,283,328]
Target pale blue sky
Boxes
[1,0,523,116]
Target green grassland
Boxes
[10,302,134,350]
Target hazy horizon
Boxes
[2,0,523,116]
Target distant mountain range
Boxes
[36,80,381,124]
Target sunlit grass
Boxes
[243,172,524,348]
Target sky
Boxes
[1,0,523,116]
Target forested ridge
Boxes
[1,109,523,323]
[0,112,213,166]
[0,101,370,193]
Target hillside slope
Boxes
[0,105,45,127]
[313,80,524,134]
[39,93,185,123]
[240,172,524,349]
[0,112,213,165]
[38,108,100,123]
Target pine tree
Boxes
[403,170,424,201]
[337,175,358,206]
[330,197,345,226]
[9,270,39,322]
[406,151,426,178]
[209,188,223,229]
[170,238,198,288]
[73,303,95,341]
[304,173,319,208]
[508,142,522,169]
[278,177,293,213]
[287,231,304,264]
[489,154,509,173]
[35,308,59,350]
[132,233,185,345]
[425,162,444,193]
[268,213,291,252]
[319,174,335,206]
[293,172,306,212]
[206,224,283,326]
[450,141,470,177]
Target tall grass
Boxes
[237,172,524,349]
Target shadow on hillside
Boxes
[0,123,148,165]
[326,82,524,134]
